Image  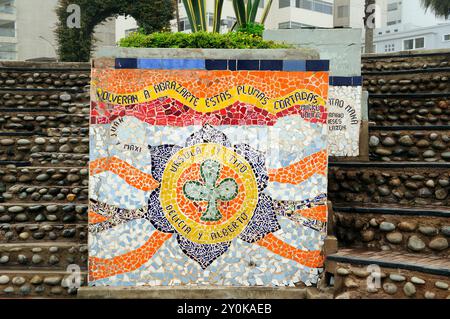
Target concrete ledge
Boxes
[94,47,320,60]
[0,61,91,70]
[77,286,309,299]
[362,48,450,59]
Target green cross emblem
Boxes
[183,160,239,222]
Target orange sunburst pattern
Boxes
[256,233,324,268]
[90,157,159,191]
[296,205,328,223]
[89,231,173,281]
[268,150,328,185]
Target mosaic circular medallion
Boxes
[160,143,258,244]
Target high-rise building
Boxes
[0,0,116,61]
[116,0,335,42]
[333,0,387,29]
[334,0,448,29]
[333,0,450,53]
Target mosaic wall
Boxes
[327,77,362,157]
[89,57,329,287]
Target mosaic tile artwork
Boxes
[89,57,330,287]
[327,76,362,157]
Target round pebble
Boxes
[389,274,406,282]
[403,282,416,297]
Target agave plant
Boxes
[232,0,273,28]
[182,0,224,32]
[420,0,449,19]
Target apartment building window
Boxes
[387,19,401,26]
[178,17,191,31]
[311,0,332,14]
[296,0,312,10]
[278,21,313,29]
[403,37,425,50]
[279,0,291,8]
[0,42,16,60]
[384,43,395,52]
[0,20,14,37]
[280,0,332,14]
[337,5,349,18]
[0,0,15,14]
[387,3,398,11]
[443,34,450,41]
[207,12,214,27]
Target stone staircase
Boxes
[1,53,449,299]
[0,62,90,298]
[326,49,450,299]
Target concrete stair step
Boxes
[0,242,87,270]
[0,113,89,133]
[363,67,450,76]
[0,269,87,298]
[331,206,449,257]
[326,248,450,299]
[368,127,450,162]
[363,72,450,95]
[77,286,334,300]
[0,166,88,188]
[0,65,90,90]
[368,95,449,126]
[0,203,87,224]
[0,136,89,166]
[0,223,87,243]
[362,50,450,74]
[328,162,450,208]
[0,185,88,204]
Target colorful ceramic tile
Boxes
[89,57,330,287]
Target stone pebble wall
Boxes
[0,63,90,298]
[334,263,450,299]
[363,53,450,126]
[363,73,449,94]
[328,52,450,299]
[334,213,449,256]
[329,167,450,207]
[369,130,450,162]
[369,98,449,126]
[0,71,90,89]
[362,55,450,73]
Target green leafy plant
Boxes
[119,31,292,49]
[237,22,264,37]
[55,0,174,62]
[232,0,273,29]
[182,0,224,32]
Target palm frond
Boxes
[420,0,450,19]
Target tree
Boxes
[363,0,376,54]
[420,0,450,19]
[55,0,174,62]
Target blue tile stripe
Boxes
[114,58,330,72]
[329,76,362,87]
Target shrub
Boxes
[119,31,292,49]
[237,23,265,37]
